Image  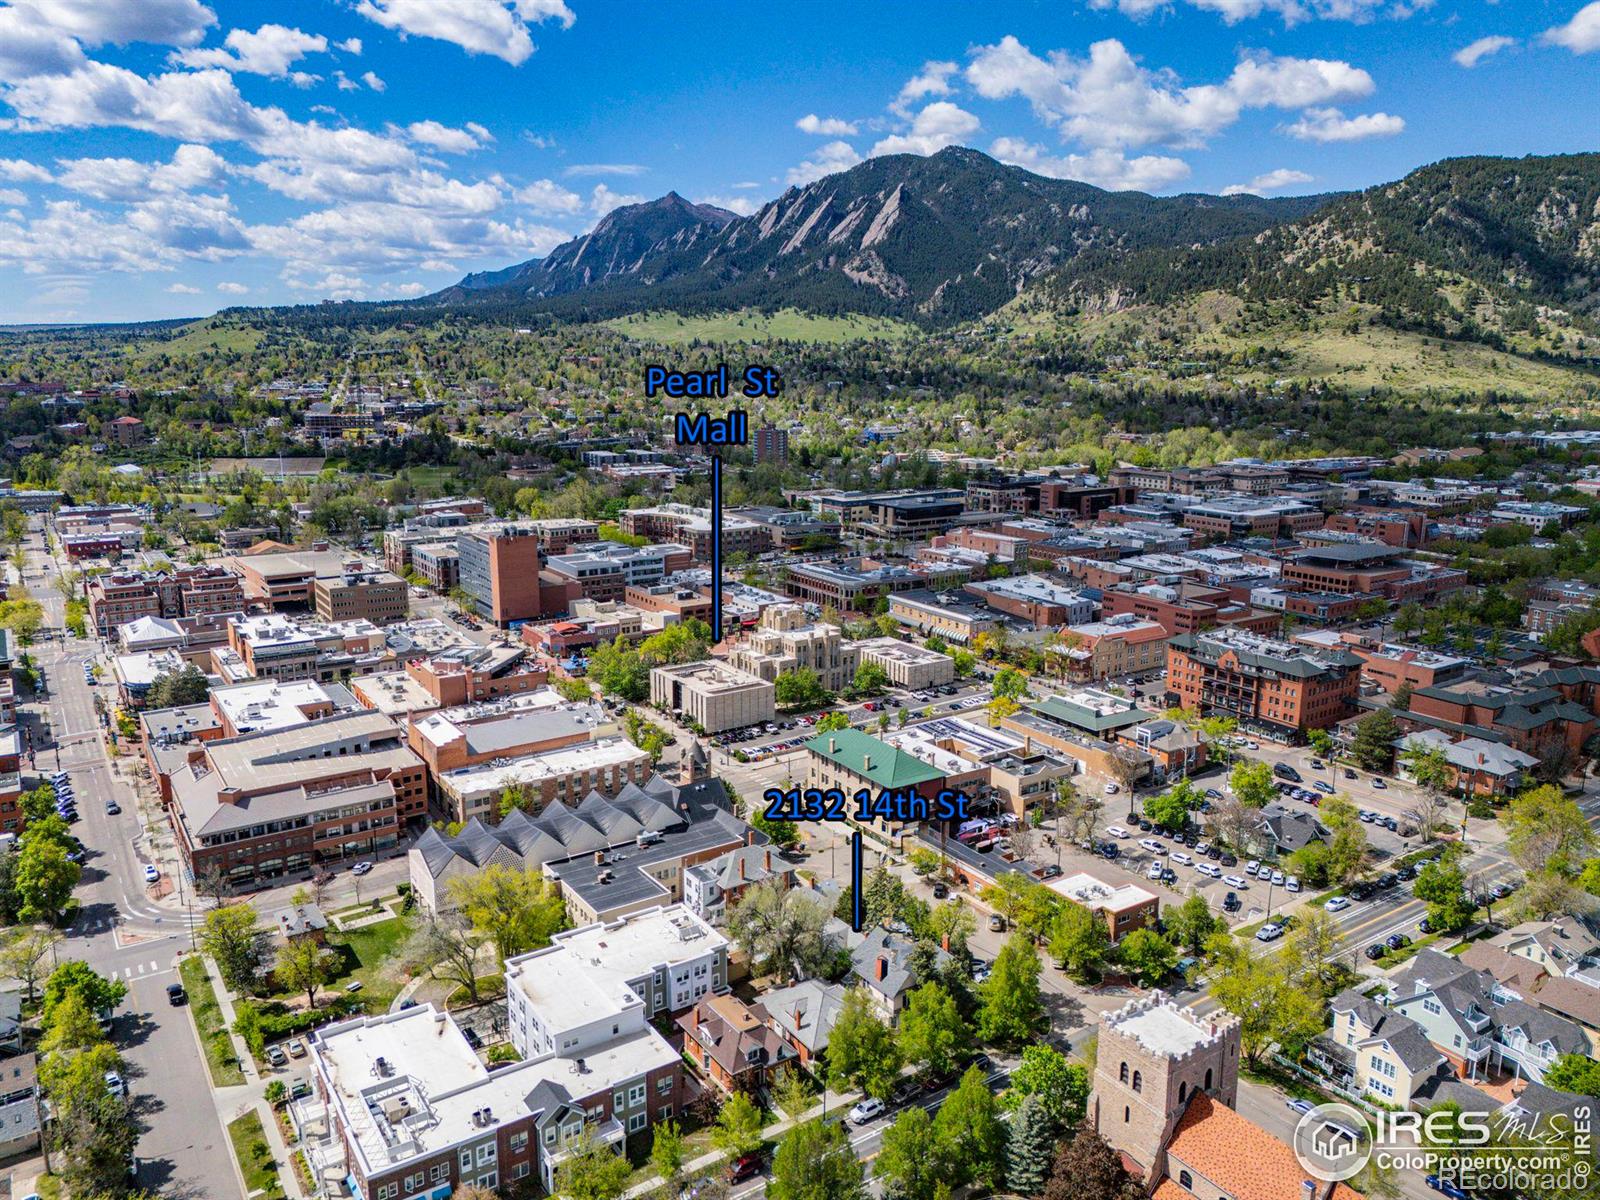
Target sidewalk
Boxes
[200,955,310,1200]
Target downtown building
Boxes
[1165,628,1361,740]
[85,565,246,638]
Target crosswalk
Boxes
[114,960,171,980]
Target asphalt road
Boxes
[23,525,241,1200]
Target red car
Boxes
[727,1153,765,1182]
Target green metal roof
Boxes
[804,728,944,789]
[1030,694,1151,734]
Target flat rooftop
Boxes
[439,737,646,801]
[547,907,727,992]
[1106,999,1217,1056]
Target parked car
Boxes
[1344,768,1357,780]
[166,983,187,1006]
[1285,875,1302,893]
[1222,893,1240,912]
[1255,924,1284,943]
[988,914,1006,932]
[1170,852,1194,867]
[1286,1098,1315,1116]
[1371,778,1386,789]
[267,1045,288,1067]
[1245,860,1260,876]
[1365,943,1387,961]
[288,1040,306,1058]
[1270,870,1285,886]
[289,1079,311,1100]
[142,864,159,884]
[1222,874,1247,889]
[849,1097,885,1125]
[728,1153,765,1182]
[931,882,948,899]
[104,800,120,815]
[1103,783,1120,795]
[104,1071,127,1098]
[1219,853,1237,867]
[1386,933,1410,951]
[1326,896,1351,913]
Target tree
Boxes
[445,865,567,965]
[1116,929,1177,987]
[552,676,593,704]
[827,987,901,1099]
[200,903,268,994]
[769,1116,866,1200]
[1005,1045,1088,1129]
[987,695,1020,727]
[40,990,104,1056]
[275,938,335,1009]
[403,911,482,1004]
[46,1056,137,1199]
[1007,1093,1057,1196]
[1105,746,1145,795]
[638,621,712,667]
[815,711,849,734]
[1415,860,1476,934]
[1542,1053,1600,1098]
[1041,1125,1144,1200]
[1166,895,1223,956]
[932,1065,1008,1192]
[1281,909,1351,998]
[980,874,1059,940]
[19,784,57,824]
[876,1105,947,1200]
[1143,778,1202,833]
[0,926,60,1003]
[15,834,79,924]
[852,661,890,696]
[1229,760,1277,809]
[1512,870,1588,922]
[728,880,835,985]
[1319,796,1369,885]
[711,1090,765,1158]
[1307,728,1335,760]
[926,900,975,957]
[1055,782,1102,845]
[979,932,1045,1047]
[553,1124,631,1200]
[1503,785,1597,876]
[776,667,831,710]
[992,667,1029,701]
[42,961,126,1028]
[1047,900,1109,981]
[748,803,801,848]
[649,1118,686,1187]
[1394,602,1424,640]
[772,1065,814,1120]
[1351,709,1400,772]
[897,982,969,1081]
[1207,937,1323,1064]
[587,636,649,701]
[145,664,210,709]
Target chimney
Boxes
[745,827,757,847]
[764,849,772,872]
[593,850,605,866]
[739,856,746,881]
[828,736,837,753]
[876,955,889,982]
[941,934,950,953]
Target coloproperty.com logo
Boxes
[1292,1101,1594,1192]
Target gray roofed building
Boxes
[683,843,796,923]
[1252,802,1327,854]
[852,928,950,1016]
[757,979,847,1064]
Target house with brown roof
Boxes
[677,993,795,1096]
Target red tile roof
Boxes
[1164,1093,1365,1200]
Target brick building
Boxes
[85,565,245,638]
[1166,628,1361,739]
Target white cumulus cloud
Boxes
[796,113,858,136]
[1283,106,1404,141]
[1542,3,1600,54]
[589,184,642,216]
[785,140,861,185]
[870,101,979,157]
[165,281,200,293]
[515,178,583,215]
[172,24,327,77]
[1453,36,1515,68]
[990,137,1191,192]
[1086,0,1431,24]
[891,60,958,117]
[8,0,217,47]
[406,120,489,152]
[216,280,247,293]
[361,70,385,91]
[353,0,574,67]
[1221,167,1314,195]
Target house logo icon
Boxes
[1293,1102,1373,1182]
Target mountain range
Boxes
[430,147,1332,325]
[407,147,1600,353]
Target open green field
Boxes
[604,307,918,345]
[323,914,415,1012]
[130,319,265,356]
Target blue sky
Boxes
[0,0,1595,323]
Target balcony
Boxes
[548,1117,625,1166]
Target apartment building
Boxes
[887,589,999,644]
[312,564,409,625]
[649,661,774,733]
[852,637,955,689]
[1280,542,1469,602]
[300,1000,678,1200]
[812,489,967,542]
[964,474,1134,518]
[782,558,938,612]
[1100,580,1278,638]
[1404,673,1597,761]
[1180,496,1323,542]
[726,604,857,693]
[85,565,246,638]
[543,542,693,605]
[803,728,944,842]
[456,524,549,625]
[107,414,145,446]
[410,542,459,590]
[964,574,1094,628]
[752,426,789,464]
[163,711,426,888]
[1049,615,1169,682]
[435,737,653,825]
[619,504,769,562]
[1166,629,1361,738]
[223,613,390,683]
[408,689,612,776]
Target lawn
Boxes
[180,955,246,1087]
[226,1110,287,1199]
[604,307,917,345]
[324,914,415,1012]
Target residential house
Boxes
[851,928,948,1017]
[1313,988,1448,1106]
[757,979,848,1070]
[677,993,796,1096]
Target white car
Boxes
[142,865,159,884]
[1103,783,1120,795]
[104,1071,126,1098]
[1106,825,1130,839]
[1222,874,1248,888]
[1326,896,1351,912]
[1270,870,1285,886]
[351,861,374,876]
[1194,841,1212,857]
[1139,838,1166,854]
[1170,852,1194,867]
[1195,862,1222,879]
[1245,860,1261,876]
[849,1097,885,1125]
[1255,924,1284,943]
[1147,862,1165,881]
[1285,875,1302,893]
